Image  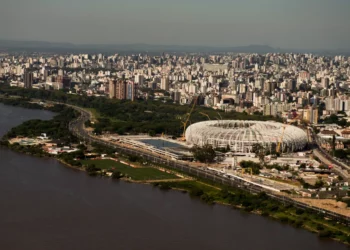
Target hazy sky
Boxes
[1,0,349,49]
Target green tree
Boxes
[252,143,266,165]
[112,171,123,179]
[314,179,325,188]
[86,164,97,172]
[189,187,204,197]
[334,149,348,159]
[77,144,87,151]
[299,163,306,169]
[191,144,216,163]
[240,160,261,174]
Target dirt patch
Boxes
[294,198,350,217]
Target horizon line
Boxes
[0,38,349,52]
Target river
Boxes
[0,103,348,250]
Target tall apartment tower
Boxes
[116,80,127,100]
[311,108,318,125]
[135,74,144,85]
[287,79,297,92]
[303,107,319,125]
[109,79,117,99]
[126,81,136,101]
[161,76,169,91]
[322,77,330,89]
[24,70,33,89]
[44,69,49,81]
[109,79,129,100]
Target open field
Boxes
[84,108,100,121]
[294,198,350,217]
[158,180,219,192]
[84,108,124,123]
[81,159,179,181]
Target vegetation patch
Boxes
[0,86,282,136]
[81,159,179,181]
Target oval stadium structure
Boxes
[185,120,308,153]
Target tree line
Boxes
[0,85,282,137]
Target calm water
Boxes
[0,103,348,250]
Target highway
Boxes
[65,103,350,225]
[308,128,350,181]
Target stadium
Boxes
[185,120,308,153]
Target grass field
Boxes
[85,108,101,119]
[81,159,179,181]
[84,108,124,123]
[159,181,219,193]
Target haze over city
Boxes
[1,0,350,50]
[1,0,350,249]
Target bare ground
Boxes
[294,198,350,217]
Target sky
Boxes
[1,0,349,50]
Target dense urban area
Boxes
[1,51,350,244]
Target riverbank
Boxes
[0,98,349,245]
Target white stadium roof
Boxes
[185,120,308,153]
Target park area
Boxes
[80,159,179,181]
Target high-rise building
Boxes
[126,81,136,101]
[271,104,278,116]
[62,76,71,89]
[321,77,330,88]
[254,78,264,89]
[208,75,217,84]
[50,58,58,67]
[303,107,318,124]
[44,69,49,81]
[270,81,277,92]
[246,91,253,102]
[311,108,318,125]
[263,81,271,93]
[56,75,63,84]
[299,71,310,81]
[135,74,144,85]
[239,83,246,93]
[148,81,157,90]
[289,79,297,92]
[303,109,311,122]
[109,79,117,99]
[24,70,33,89]
[264,104,271,116]
[116,80,127,100]
[161,76,169,91]
[173,91,181,103]
[110,79,128,100]
[58,58,64,68]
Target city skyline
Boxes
[1,0,350,248]
[1,0,350,50]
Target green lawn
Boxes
[81,159,179,181]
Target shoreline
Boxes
[2,136,350,246]
[56,158,85,172]
[0,99,349,246]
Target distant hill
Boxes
[0,40,348,55]
[0,40,276,53]
[0,40,74,49]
